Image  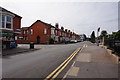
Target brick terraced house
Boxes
[18,20,80,44]
[0,7,22,49]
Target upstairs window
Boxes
[51,29,54,35]
[6,16,12,29]
[2,15,5,28]
[6,16,11,23]
[30,29,33,34]
[44,28,47,34]
[60,32,61,36]
[56,30,57,35]
[2,15,13,29]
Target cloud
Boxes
[0,1,118,37]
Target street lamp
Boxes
[97,27,100,46]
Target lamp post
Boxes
[97,27,100,46]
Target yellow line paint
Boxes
[51,48,80,79]
[44,48,80,80]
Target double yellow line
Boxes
[44,48,81,80]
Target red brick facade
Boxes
[13,16,21,31]
[18,20,80,44]
[18,20,51,44]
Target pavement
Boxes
[2,46,40,56]
[63,41,118,79]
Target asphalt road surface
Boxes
[2,42,84,79]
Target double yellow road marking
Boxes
[44,48,81,80]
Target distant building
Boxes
[0,7,22,49]
[18,20,52,44]
[18,20,80,44]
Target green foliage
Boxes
[83,34,87,40]
[100,30,107,37]
[90,31,95,43]
[49,38,54,44]
[109,30,120,40]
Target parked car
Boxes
[77,40,81,42]
[70,40,77,43]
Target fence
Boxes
[104,39,120,56]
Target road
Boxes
[2,42,84,79]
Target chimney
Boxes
[61,26,64,30]
[55,23,59,28]
[65,29,67,32]
[68,30,70,33]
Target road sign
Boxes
[80,36,84,39]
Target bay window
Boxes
[2,15,5,28]
[6,16,12,28]
[1,15,13,29]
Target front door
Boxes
[37,36,40,44]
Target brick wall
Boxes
[13,16,21,30]
[18,20,51,44]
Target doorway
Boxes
[37,36,40,44]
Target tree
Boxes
[83,34,87,41]
[100,30,107,38]
[100,30,108,45]
[90,31,95,43]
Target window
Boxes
[30,29,33,34]
[2,15,5,28]
[24,30,25,34]
[51,29,54,35]
[2,15,13,29]
[56,36,58,42]
[44,28,47,34]
[27,30,29,34]
[60,32,61,36]
[6,16,12,28]
[7,16,11,22]
[62,33,64,36]
[56,30,57,35]
[65,33,67,37]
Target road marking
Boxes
[52,48,80,79]
[44,48,78,80]
[44,48,81,80]
[62,46,83,80]
[83,44,88,47]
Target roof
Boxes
[1,7,22,18]
[29,20,55,29]
[21,27,29,30]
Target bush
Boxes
[49,38,54,44]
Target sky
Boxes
[0,0,119,37]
